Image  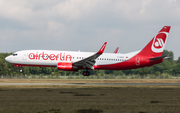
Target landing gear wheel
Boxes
[86,71,90,76]
[20,68,23,73]
[83,71,90,76]
[83,71,86,76]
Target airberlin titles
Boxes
[28,52,72,61]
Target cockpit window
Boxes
[12,54,18,56]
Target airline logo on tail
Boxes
[151,32,168,53]
[154,38,164,48]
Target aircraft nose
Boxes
[5,56,11,62]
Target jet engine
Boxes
[57,62,74,71]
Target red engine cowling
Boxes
[14,64,22,67]
[57,62,74,71]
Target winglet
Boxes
[97,42,107,54]
[114,47,119,53]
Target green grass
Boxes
[0,87,180,113]
[1,79,180,83]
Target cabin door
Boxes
[22,53,27,60]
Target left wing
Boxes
[73,42,107,69]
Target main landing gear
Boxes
[83,70,90,76]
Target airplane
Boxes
[5,26,171,76]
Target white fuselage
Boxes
[5,50,140,67]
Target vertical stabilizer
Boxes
[138,26,171,57]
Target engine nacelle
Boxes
[57,62,74,71]
[14,64,22,67]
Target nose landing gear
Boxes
[20,68,23,72]
[14,64,23,72]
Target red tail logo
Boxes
[154,38,164,48]
[151,32,167,53]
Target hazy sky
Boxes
[0,0,179,59]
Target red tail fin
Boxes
[138,26,171,57]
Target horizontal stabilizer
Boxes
[149,55,167,61]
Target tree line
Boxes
[0,50,180,76]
